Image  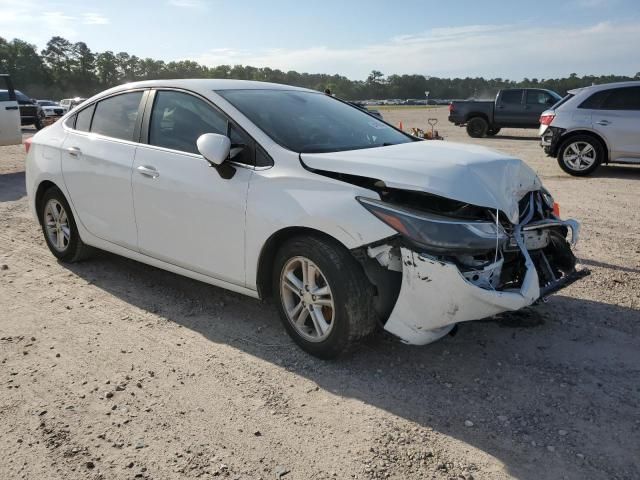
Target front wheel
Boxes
[272,235,377,359]
[557,135,603,176]
[486,127,501,136]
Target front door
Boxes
[132,89,252,286]
[0,75,21,146]
[61,91,145,249]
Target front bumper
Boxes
[383,219,582,345]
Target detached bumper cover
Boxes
[384,248,539,344]
[383,219,582,345]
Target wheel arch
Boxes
[464,112,490,123]
[34,180,60,223]
[555,129,610,162]
[255,226,351,300]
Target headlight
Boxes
[357,197,507,254]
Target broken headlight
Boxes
[357,197,507,254]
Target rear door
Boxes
[61,90,146,249]
[494,89,526,127]
[0,75,21,146]
[591,86,640,161]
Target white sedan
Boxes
[25,80,584,358]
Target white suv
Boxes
[540,81,640,176]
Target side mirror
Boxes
[196,133,230,166]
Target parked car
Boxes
[0,74,21,146]
[36,100,65,119]
[59,97,86,112]
[449,88,562,137]
[26,80,584,358]
[14,90,45,129]
[348,101,383,120]
[540,81,640,176]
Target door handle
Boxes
[137,165,159,178]
[5,106,18,111]
[66,146,81,157]
[596,120,611,126]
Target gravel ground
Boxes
[1,113,638,480]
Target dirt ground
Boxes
[1,108,638,480]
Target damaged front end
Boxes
[355,189,587,345]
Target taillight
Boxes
[24,137,33,154]
[540,113,555,126]
[553,202,561,217]
[448,103,455,112]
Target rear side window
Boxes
[600,86,640,110]
[149,90,227,154]
[91,92,144,141]
[75,105,94,132]
[0,90,10,101]
[579,90,610,109]
[500,90,523,105]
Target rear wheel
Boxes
[557,135,603,176]
[39,186,93,262]
[272,235,376,359]
[466,117,488,138]
[486,127,501,136]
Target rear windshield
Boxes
[216,89,413,154]
[551,94,574,110]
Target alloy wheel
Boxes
[563,141,597,171]
[280,256,335,342]
[44,199,71,252]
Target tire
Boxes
[34,117,44,131]
[272,235,377,359]
[486,127,501,136]
[557,135,603,176]
[39,186,93,262]
[466,117,488,138]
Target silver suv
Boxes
[539,81,640,176]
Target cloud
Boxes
[192,21,640,80]
[167,0,206,7]
[0,1,109,45]
[81,13,110,25]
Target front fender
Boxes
[244,163,395,290]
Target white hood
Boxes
[301,140,541,224]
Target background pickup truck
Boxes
[448,88,562,137]
[0,74,22,146]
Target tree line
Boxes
[1,36,639,101]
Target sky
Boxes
[1,0,639,80]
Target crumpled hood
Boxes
[301,140,541,224]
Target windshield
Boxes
[217,89,413,153]
[38,100,57,106]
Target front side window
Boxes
[90,91,143,141]
[217,89,413,154]
[500,90,523,105]
[149,90,228,154]
[526,90,560,105]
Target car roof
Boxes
[568,80,640,95]
[98,79,314,98]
